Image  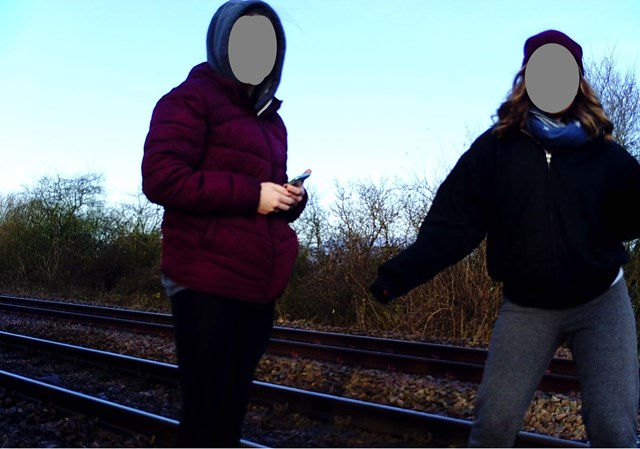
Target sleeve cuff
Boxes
[369,277,396,304]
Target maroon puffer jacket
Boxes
[142,63,306,303]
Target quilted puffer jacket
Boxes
[142,1,306,303]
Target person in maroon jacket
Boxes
[141,1,307,446]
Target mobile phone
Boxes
[288,170,311,186]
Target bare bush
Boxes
[0,174,107,286]
[281,176,500,341]
[0,175,162,303]
[585,50,640,157]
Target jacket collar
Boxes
[188,63,281,116]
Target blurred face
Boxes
[228,15,277,86]
[524,43,580,115]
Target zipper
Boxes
[257,98,273,117]
[256,118,278,301]
[521,128,551,170]
[520,129,559,279]
[545,150,552,170]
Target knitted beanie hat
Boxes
[522,29,583,72]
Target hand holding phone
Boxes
[287,169,312,186]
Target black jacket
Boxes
[371,128,640,309]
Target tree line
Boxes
[0,174,163,309]
[0,54,637,343]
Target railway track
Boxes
[0,294,581,392]
[0,330,587,447]
[0,295,173,335]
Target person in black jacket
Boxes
[370,30,640,447]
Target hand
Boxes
[258,182,297,215]
[369,278,394,304]
[283,183,306,205]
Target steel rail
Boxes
[0,368,177,444]
[0,331,177,381]
[0,369,265,448]
[0,295,576,376]
[0,299,173,336]
[0,331,587,447]
[250,381,587,448]
[270,327,578,377]
[0,294,171,324]
[0,297,581,392]
[267,338,581,393]
[0,299,581,392]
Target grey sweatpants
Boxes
[469,279,639,447]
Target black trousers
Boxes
[170,289,275,447]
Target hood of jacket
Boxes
[206,0,286,113]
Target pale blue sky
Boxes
[1,1,639,205]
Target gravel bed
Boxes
[0,390,151,448]
[0,342,429,447]
[0,313,589,446]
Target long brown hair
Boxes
[492,66,614,141]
